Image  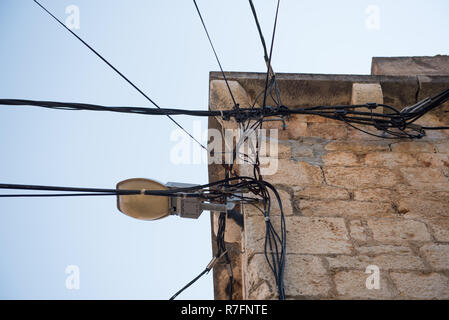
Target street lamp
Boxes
[116,178,234,221]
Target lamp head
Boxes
[116,178,233,221]
[116,178,170,220]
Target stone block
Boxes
[390,272,449,299]
[294,186,350,200]
[372,56,449,76]
[353,188,392,202]
[351,83,384,113]
[364,152,418,168]
[435,142,449,154]
[334,270,393,299]
[306,123,348,140]
[265,159,323,186]
[323,152,360,166]
[400,167,449,191]
[325,141,390,153]
[357,245,413,256]
[397,198,449,220]
[416,153,449,168]
[349,220,367,242]
[391,141,435,153]
[324,167,399,189]
[299,200,394,218]
[420,244,449,271]
[368,219,431,243]
[245,216,353,255]
[326,254,425,271]
[247,254,331,298]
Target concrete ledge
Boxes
[372,56,449,76]
[210,71,449,109]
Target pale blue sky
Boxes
[0,0,448,299]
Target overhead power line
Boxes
[262,0,281,109]
[1,91,448,138]
[193,0,239,110]
[33,0,206,150]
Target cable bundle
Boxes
[1,87,448,140]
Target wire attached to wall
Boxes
[2,92,448,138]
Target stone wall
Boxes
[208,65,449,299]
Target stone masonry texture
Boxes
[208,56,449,300]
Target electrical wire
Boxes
[33,0,206,151]
[169,212,232,300]
[169,269,209,300]
[0,177,273,202]
[249,0,269,63]
[193,0,239,110]
[3,96,447,138]
[262,0,281,109]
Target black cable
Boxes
[0,178,244,198]
[192,0,238,110]
[262,181,286,299]
[2,96,449,139]
[248,0,283,108]
[33,0,206,151]
[338,116,421,140]
[0,99,221,116]
[248,0,269,62]
[217,212,234,300]
[0,97,444,119]
[169,269,209,300]
[169,211,232,300]
[0,193,117,198]
[262,0,281,109]
[0,183,202,198]
[0,177,275,202]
